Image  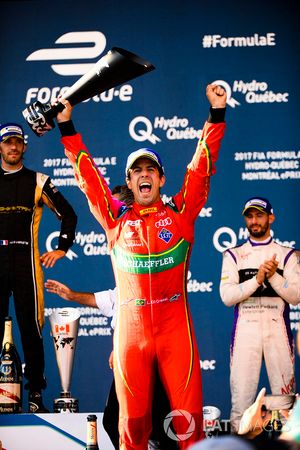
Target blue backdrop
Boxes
[1,0,299,422]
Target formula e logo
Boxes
[158,228,173,243]
[26,31,107,76]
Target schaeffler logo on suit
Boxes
[25,31,134,105]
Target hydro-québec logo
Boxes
[212,79,289,108]
[25,31,134,105]
[129,115,203,143]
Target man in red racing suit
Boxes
[57,84,226,450]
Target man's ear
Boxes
[22,143,27,154]
[159,175,166,188]
[269,213,275,225]
[126,177,131,189]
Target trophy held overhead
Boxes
[22,47,155,137]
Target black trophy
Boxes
[22,47,155,136]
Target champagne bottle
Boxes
[0,316,23,413]
[86,414,100,450]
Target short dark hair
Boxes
[111,185,123,196]
[119,185,134,205]
[112,184,134,206]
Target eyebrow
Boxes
[245,211,264,216]
[132,162,157,170]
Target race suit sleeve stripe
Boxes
[37,174,77,252]
[77,150,116,224]
[31,193,45,330]
[226,248,237,264]
[183,258,194,390]
[269,250,300,305]
[114,316,134,396]
[173,121,225,222]
[197,138,212,176]
[62,134,122,232]
[284,248,296,266]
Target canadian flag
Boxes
[55,324,70,333]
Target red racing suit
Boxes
[60,113,225,450]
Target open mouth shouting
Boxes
[139,182,152,194]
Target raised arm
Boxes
[55,101,123,234]
[172,84,227,223]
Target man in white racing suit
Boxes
[219,196,300,433]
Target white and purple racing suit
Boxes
[220,237,300,432]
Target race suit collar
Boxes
[1,164,24,174]
[132,199,164,216]
[248,236,273,246]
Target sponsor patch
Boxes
[140,207,158,215]
[158,228,173,243]
[135,299,146,306]
[155,217,172,228]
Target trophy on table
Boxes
[49,307,81,413]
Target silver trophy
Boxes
[49,307,80,413]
